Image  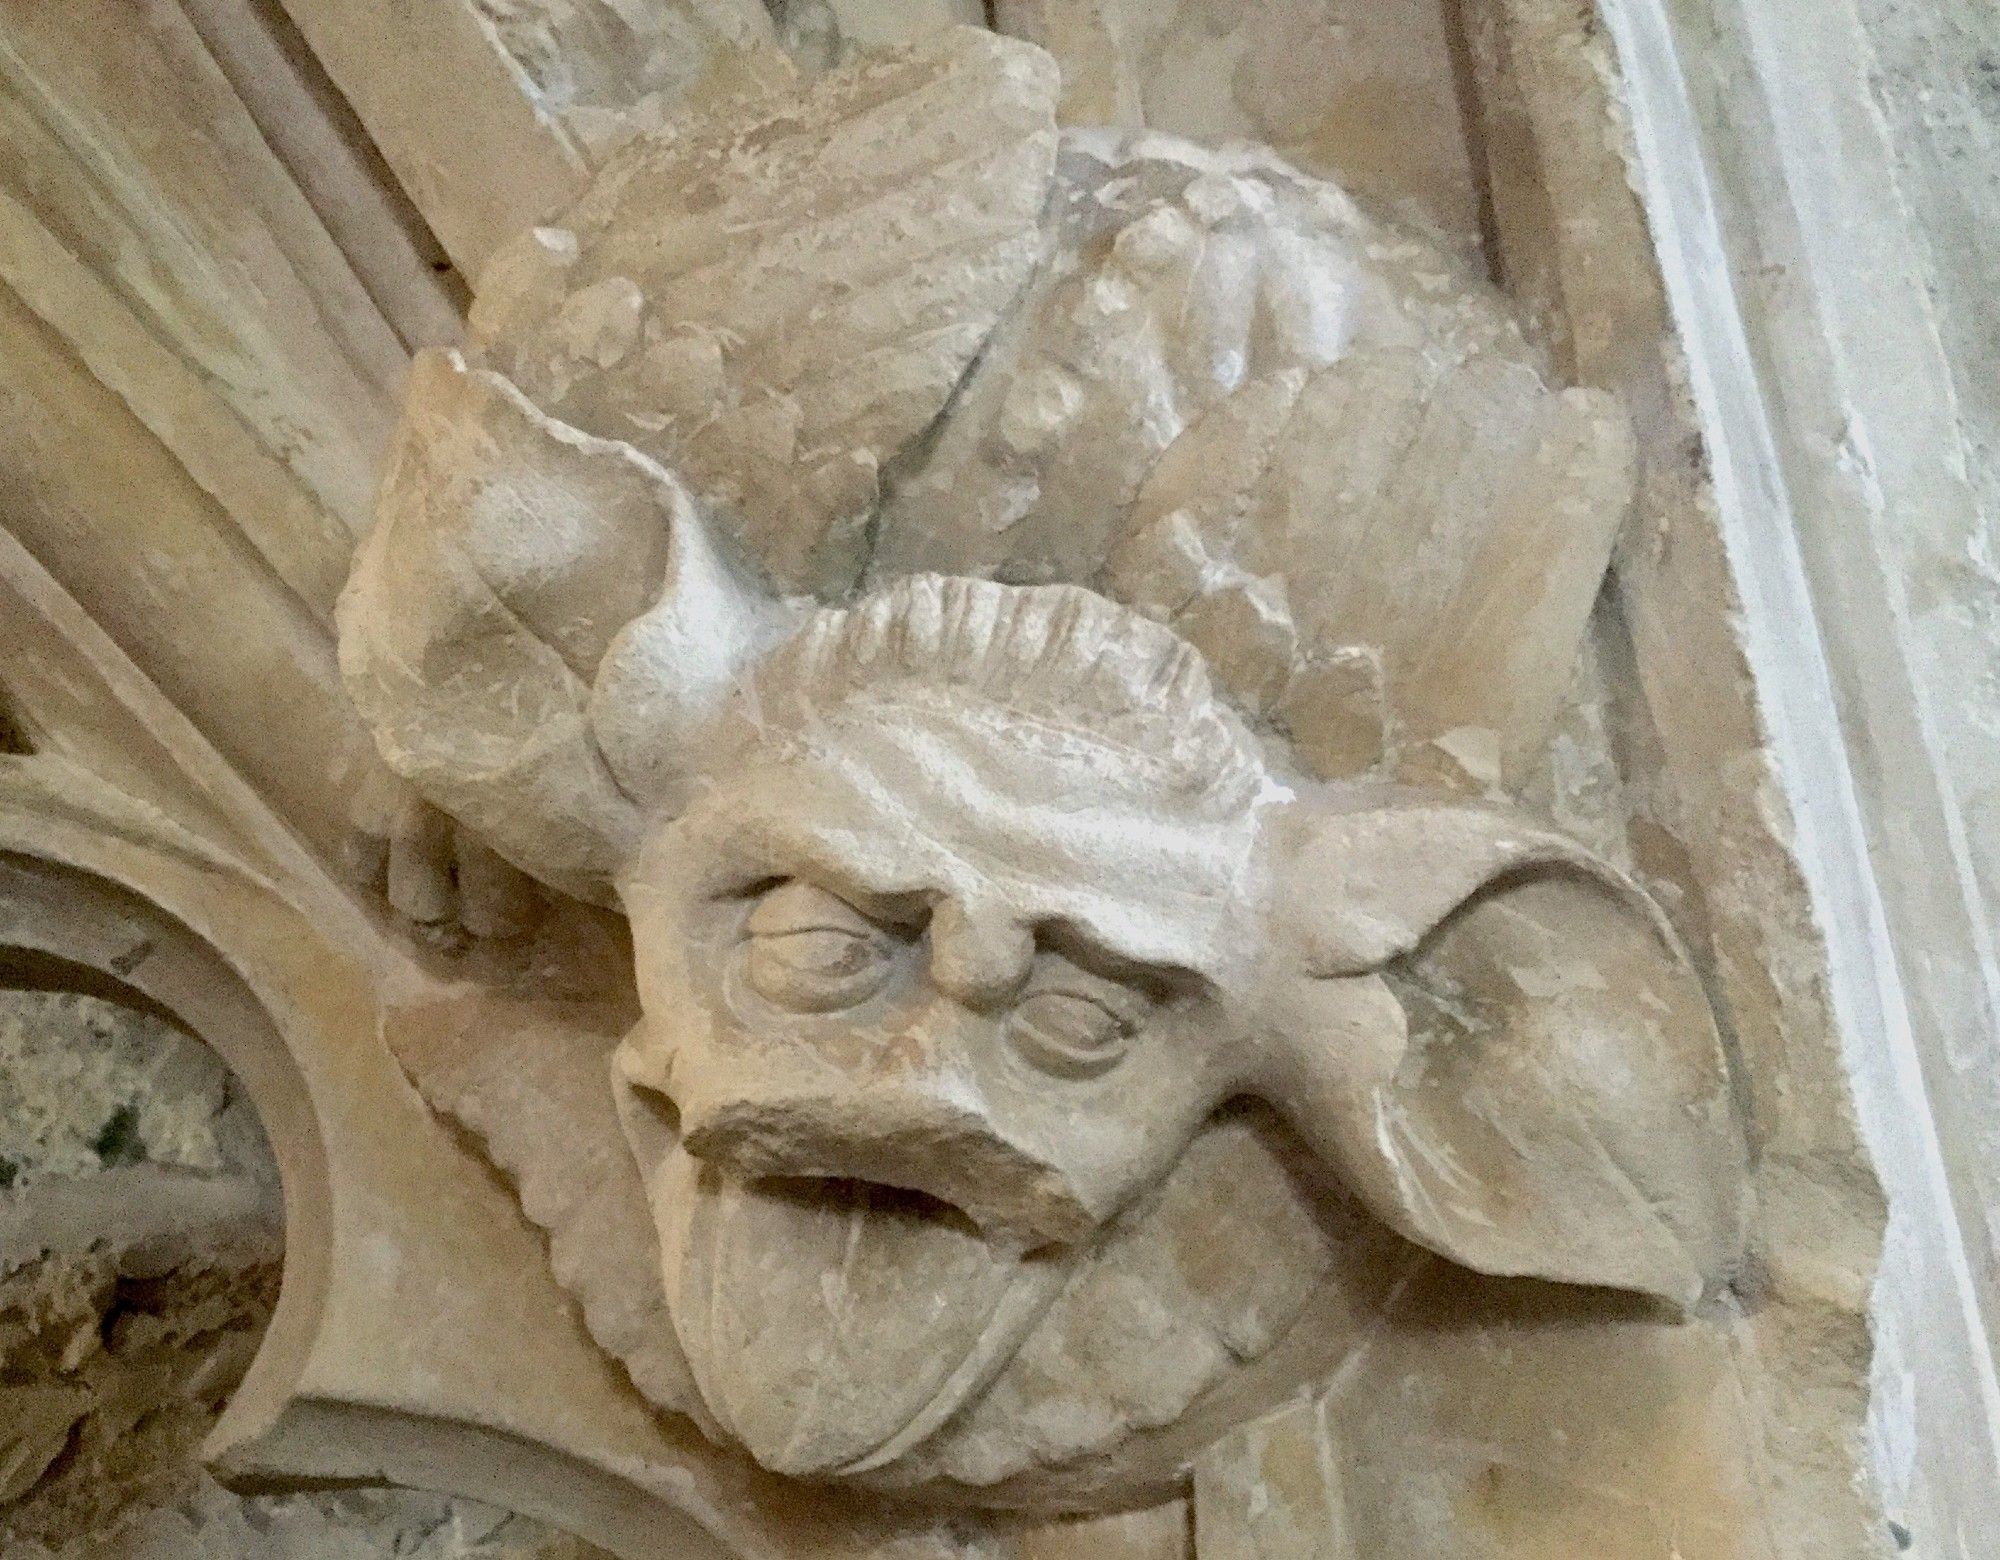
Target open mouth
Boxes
[749,1174,985,1236]
[676,1095,1102,1250]
[652,1148,1079,1478]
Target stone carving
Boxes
[337,23,1746,1521]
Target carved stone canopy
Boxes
[332,24,1748,1523]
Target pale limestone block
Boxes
[1172,574,1299,718]
[0,0,404,553]
[335,27,1749,1524]
[0,779,981,1560]
[388,986,709,1430]
[1396,725,1509,798]
[471,0,793,161]
[1320,1266,1780,1559]
[278,0,797,269]
[1454,6,1899,1553]
[0,186,356,618]
[274,0,590,275]
[175,0,465,351]
[0,0,557,949]
[1270,646,1389,780]
[996,0,1483,250]
[993,1,1147,126]
[1191,1394,1353,1560]
[339,353,663,903]
[1020,1502,1191,1559]
[0,4,1869,1551]
[883,135,1632,779]
[456,37,1632,783]
[345,534,1746,1502]
[347,362,1744,1503]
[775,0,990,68]
[0,283,380,865]
[469,0,775,122]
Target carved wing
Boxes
[877,136,1635,785]
[341,28,1069,898]
[470,26,1062,597]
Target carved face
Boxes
[333,347,1750,1483]
[615,677,1269,1477]
[601,578,1747,1490]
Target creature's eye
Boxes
[741,882,897,1013]
[1006,982,1136,1080]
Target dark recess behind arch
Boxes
[0,682,32,754]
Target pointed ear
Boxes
[1251,793,1748,1307]
[338,351,785,902]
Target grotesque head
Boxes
[343,348,1746,1498]
[610,577,1268,1477]
[338,58,1747,1499]
[627,577,1265,1237]
[567,567,1745,1486]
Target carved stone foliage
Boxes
[337,24,1749,1525]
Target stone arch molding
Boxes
[0,758,984,1558]
[0,845,334,1460]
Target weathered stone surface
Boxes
[388,989,710,1429]
[878,135,1633,781]
[994,0,1484,250]
[0,991,605,1559]
[19,1484,613,1560]
[324,13,1771,1538]
[341,353,667,904]
[473,26,1061,594]
[1319,1272,1779,1559]
[774,0,987,69]
[467,0,781,156]
[0,3,1932,1556]
[0,996,277,1539]
[1191,1393,1354,1559]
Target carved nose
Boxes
[677,1087,1099,1249]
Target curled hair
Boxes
[749,576,1266,816]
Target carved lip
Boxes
[657,1153,1077,1479]
[676,1089,1104,1249]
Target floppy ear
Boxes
[1249,792,1747,1307]
[338,351,782,903]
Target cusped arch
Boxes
[0,769,998,1558]
[0,846,332,1465]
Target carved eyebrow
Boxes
[730,861,1196,993]
[744,881,884,936]
[707,821,922,909]
[712,810,1227,984]
[724,854,929,933]
[1034,918,1203,999]
[829,882,932,929]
